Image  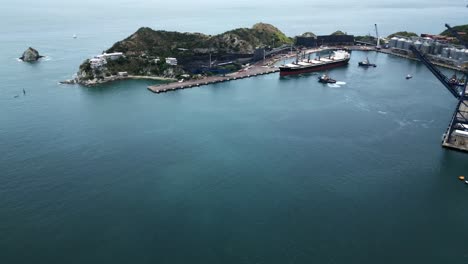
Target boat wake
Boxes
[327,81,346,88]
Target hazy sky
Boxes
[3,0,467,37]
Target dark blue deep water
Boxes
[1,1,468,263]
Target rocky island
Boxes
[74,23,292,86]
[20,47,43,62]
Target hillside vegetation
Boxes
[107,23,292,57]
[387,31,418,38]
[77,23,292,81]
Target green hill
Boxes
[77,23,292,82]
[107,23,292,57]
[387,31,418,38]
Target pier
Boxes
[147,65,279,94]
[442,98,468,152]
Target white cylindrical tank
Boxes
[397,38,406,49]
[457,49,466,61]
[441,47,450,58]
[389,37,398,48]
[463,49,468,62]
[404,39,413,50]
[455,49,464,60]
[421,42,430,54]
[449,48,456,60]
[432,42,441,55]
[414,40,423,50]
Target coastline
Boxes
[62,46,465,87]
[62,74,177,86]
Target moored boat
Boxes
[358,57,376,67]
[279,50,350,76]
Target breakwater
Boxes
[148,66,279,94]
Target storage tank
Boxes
[432,42,442,55]
[448,47,457,59]
[397,38,406,49]
[463,49,468,62]
[421,42,431,54]
[414,40,423,50]
[423,38,433,44]
[455,49,464,60]
[433,42,447,55]
[404,39,413,50]
[441,47,450,58]
[389,37,398,48]
[458,49,467,61]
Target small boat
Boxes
[178,79,184,83]
[358,57,376,67]
[318,73,336,84]
[406,74,413,80]
[449,73,466,87]
[73,34,77,39]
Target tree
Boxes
[331,30,346,36]
[387,31,418,39]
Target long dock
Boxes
[147,66,279,94]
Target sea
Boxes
[1,0,468,263]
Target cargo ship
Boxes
[279,50,351,76]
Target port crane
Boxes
[409,24,468,149]
[445,24,468,48]
[374,24,381,49]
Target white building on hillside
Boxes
[166,57,178,66]
[95,52,124,61]
[89,58,107,68]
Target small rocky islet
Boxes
[20,47,43,62]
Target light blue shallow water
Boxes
[1,1,468,263]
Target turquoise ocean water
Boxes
[1,1,468,263]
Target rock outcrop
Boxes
[20,47,43,62]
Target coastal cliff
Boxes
[75,23,292,85]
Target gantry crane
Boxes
[409,24,468,150]
[445,24,468,48]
